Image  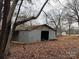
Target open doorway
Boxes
[41,31,49,41]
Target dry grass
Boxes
[7,35,79,59]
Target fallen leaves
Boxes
[7,35,79,59]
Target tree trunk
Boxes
[3,0,19,57]
[55,26,58,36]
[0,0,3,21]
[69,24,71,35]
[0,0,10,51]
[78,21,79,34]
[0,0,10,58]
[55,30,57,36]
[58,17,62,36]
[0,0,19,58]
[77,15,79,34]
[59,25,62,36]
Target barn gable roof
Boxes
[15,24,56,31]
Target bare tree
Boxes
[0,0,48,58]
[0,0,3,21]
[66,0,79,27]
[42,7,65,36]
[64,12,75,35]
[0,0,19,58]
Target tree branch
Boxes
[15,0,48,26]
[43,10,57,27]
[15,0,23,22]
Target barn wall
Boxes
[28,30,41,43]
[49,31,55,40]
[17,26,56,43]
[28,26,56,42]
[18,31,29,43]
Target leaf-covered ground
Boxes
[8,35,79,59]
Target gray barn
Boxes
[12,24,56,43]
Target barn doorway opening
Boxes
[41,31,49,41]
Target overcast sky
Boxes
[21,0,66,22]
[12,0,78,29]
[12,0,67,25]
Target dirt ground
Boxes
[8,35,79,59]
